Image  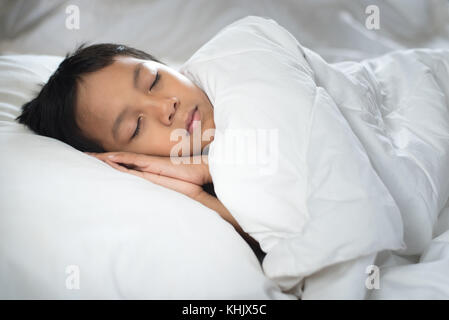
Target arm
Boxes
[194,190,241,231]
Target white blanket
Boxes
[294,46,449,299]
[180,16,449,299]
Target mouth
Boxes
[185,105,201,135]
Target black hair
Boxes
[15,43,164,152]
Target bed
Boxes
[1,0,449,299]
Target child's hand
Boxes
[85,152,211,200]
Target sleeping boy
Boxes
[16,19,266,258]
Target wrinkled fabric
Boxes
[180,16,449,299]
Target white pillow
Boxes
[0,54,294,299]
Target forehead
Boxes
[74,57,137,141]
[76,57,152,123]
[77,56,140,110]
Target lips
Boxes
[185,105,200,134]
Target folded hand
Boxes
[85,151,211,200]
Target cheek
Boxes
[144,127,177,155]
[167,131,193,156]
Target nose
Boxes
[154,96,179,126]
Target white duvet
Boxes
[280,46,449,299]
[180,16,449,299]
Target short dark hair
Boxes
[15,43,164,152]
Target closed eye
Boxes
[149,72,160,91]
[131,115,143,140]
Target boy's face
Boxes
[75,56,215,156]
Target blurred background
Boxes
[1,0,449,69]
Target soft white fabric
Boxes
[1,0,449,66]
[179,16,449,299]
[365,199,449,299]
[0,54,294,299]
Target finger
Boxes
[104,159,140,176]
[107,159,201,198]
[105,152,150,169]
[97,153,204,185]
[94,152,170,174]
[104,159,127,171]
[88,152,111,159]
[89,152,143,170]
[105,159,122,170]
[140,170,201,197]
[144,158,204,185]
[106,158,174,190]
[85,152,108,161]
[111,153,197,183]
[86,152,141,172]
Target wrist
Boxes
[204,167,212,184]
[192,189,211,204]
[197,156,212,184]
